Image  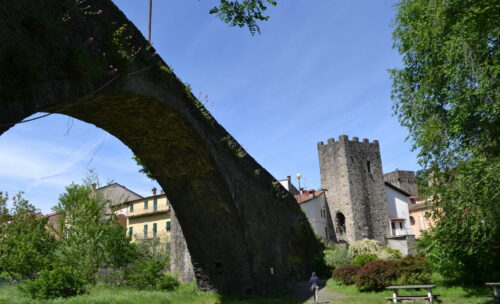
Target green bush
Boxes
[332,265,361,285]
[20,266,86,299]
[352,253,378,266]
[126,257,179,291]
[157,274,181,291]
[355,260,398,292]
[324,246,351,269]
[396,254,431,285]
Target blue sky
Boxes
[0,0,419,214]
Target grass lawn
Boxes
[0,283,301,304]
[326,279,495,304]
[1,279,495,304]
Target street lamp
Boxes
[296,173,302,193]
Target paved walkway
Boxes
[290,280,344,303]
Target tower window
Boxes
[367,161,372,173]
[335,212,346,233]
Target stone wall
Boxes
[169,210,195,283]
[384,170,418,197]
[317,135,390,244]
[387,235,416,255]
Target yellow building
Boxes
[125,188,172,247]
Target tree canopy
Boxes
[391,0,499,283]
[210,0,278,34]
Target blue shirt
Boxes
[309,276,320,287]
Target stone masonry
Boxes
[383,170,418,197]
[317,135,390,244]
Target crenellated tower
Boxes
[317,135,390,244]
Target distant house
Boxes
[294,189,334,243]
[384,182,412,237]
[124,188,172,248]
[409,197,435,239]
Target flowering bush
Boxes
[332,265,361,285]
[355,260,398,291]
[348,238,401,260]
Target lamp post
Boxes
[296,173,302,203]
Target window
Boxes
[143,224,148,239]
[144,200,148,209]
[128,226,133,237]
[166,221,171,232]
[399,222,403,229]
[367,161,372,173]
[325,227,328,239]
[410,216,415,225]
[391,222,396,229]
[129,203,134,212]
[153,223,157,237]
[153,199,158,211]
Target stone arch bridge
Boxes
[0,0,319,295]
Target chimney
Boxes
[160,189,165,195]
[91,183,97,191]
[152,187,157,196]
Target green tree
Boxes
[53,183,136,284]
[0,192,57,278]
[391,0,499,283]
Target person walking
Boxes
[309,271,320,303]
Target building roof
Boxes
[384,181,411,197]
[409,202,429,212]
[294,190,325,204]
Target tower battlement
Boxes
[317,135,379,147]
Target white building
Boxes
[384,182,412,236]
[294,190,334,243]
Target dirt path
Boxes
[290,280,344,303]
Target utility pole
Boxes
[148,0,153,43]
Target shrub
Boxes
[324,246,351,268]
[157,274,181,291]
[396,254,431,285]
[355,260,398,292]
[126,257,179,291]
[379,247,402,260]
[332,265,361,285]
[352,253,378,266]
[20,266,86,299]
[348,238,402,260]
[348,239,381,258]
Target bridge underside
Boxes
[0,0,319,295]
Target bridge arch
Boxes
[0,0,319,295]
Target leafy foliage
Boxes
[53,183,136,284]
[0,192,56,278]
[324,246,351,269]
[20,266,86,299]
[332,265,360,285]
[132,155,155,180]
[126,258,179,291]
[396,254,431,285]
[210,0,278,34]
[352,253,378,267]
[419,156,500,283]
[391,1,499,284]
[355,260,398,292]
[391,0,499,165]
